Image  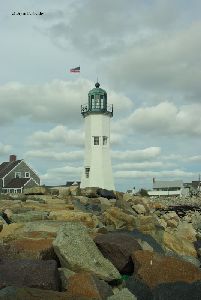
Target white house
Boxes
[148,179,189,197]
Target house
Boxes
[0,155,40,194]
[184,180,201,196]
[148,178,189,197]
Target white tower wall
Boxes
[81,113,115,190]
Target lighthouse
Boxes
[80,82,115,190]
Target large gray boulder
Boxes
[53,222,121,281]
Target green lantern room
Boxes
[81,82,113,117]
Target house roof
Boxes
[3,178,30,189]
[153,180,183,189]
[0,160,22,179]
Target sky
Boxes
[0,0,201,192]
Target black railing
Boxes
[81,103,113,117]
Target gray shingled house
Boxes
[0,155,40,194]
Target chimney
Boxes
[9,155,17,162]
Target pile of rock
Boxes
[0,186,201,299]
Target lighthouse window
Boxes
[103,136,108,145]
[94,136,99,145]
[94,95,100,109]
[100,95,104,108]
[85,167,90,178]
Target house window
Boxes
[103,136,108,145]
[93,136,99,145]
[25,172,30,178]
[85,167,90,178]
[15,172,21,178]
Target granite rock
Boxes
[53,222,120,281]
[0,259,60,290]
[95,232,142,274]
[132,250,201,289]
[66,271,113,299]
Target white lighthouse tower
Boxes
[80,82,115,190]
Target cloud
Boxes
[105,21,201,101]
[112,147,161,161]
[126,102,201,136]
[114,169,195,179]
[43,0,198,58]
[25,150,83,161]
[27,125,84,147]
[27,123,124,149]
[0,79,133,125]
[41,164,82,185]
[114,161,175,170]
[0,143,11,155]
[188,155,201,162]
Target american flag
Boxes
[70,66,80,73]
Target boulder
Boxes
[0,215,7,226]
[94,232,142,274]
[132,250,201,289]
[0,223,24,242]
[0,286,91,300]
[175,221,197,242]
[132,204,146,215]
[166,219,178,228]
[115,198,134,214]
[10,211,49,223]
[66,271,113,299]
[0,236,55,260]
[125,277,153,300]
[163,231,197,257]
[163,211,180,222]
[97,188,116,200]
[58,268,75,291]
[0,259,60,290]
[152,281,201,300]
[3,208,13,220]
[53,222,121,281]
[69,185,81,196]
[98,197,114,210]
[123,193,135,202]
[48,210,98,228]
[24,186,49,195]
[81,187,99,198]
[107,288,137,300]
[133,215,160,235]
[103,207,135,230]
[127,229,165,254]
[74,196,89,205]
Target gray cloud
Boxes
[120,102,201,136]
[0,143,12,156]
[0,79,132,125]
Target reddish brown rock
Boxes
[132,250,201,289]
[66,271,113,299]
[0,259,60,291]
[0,228,57,260]
[94,232,142,274]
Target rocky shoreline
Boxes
[0,186,201,299]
